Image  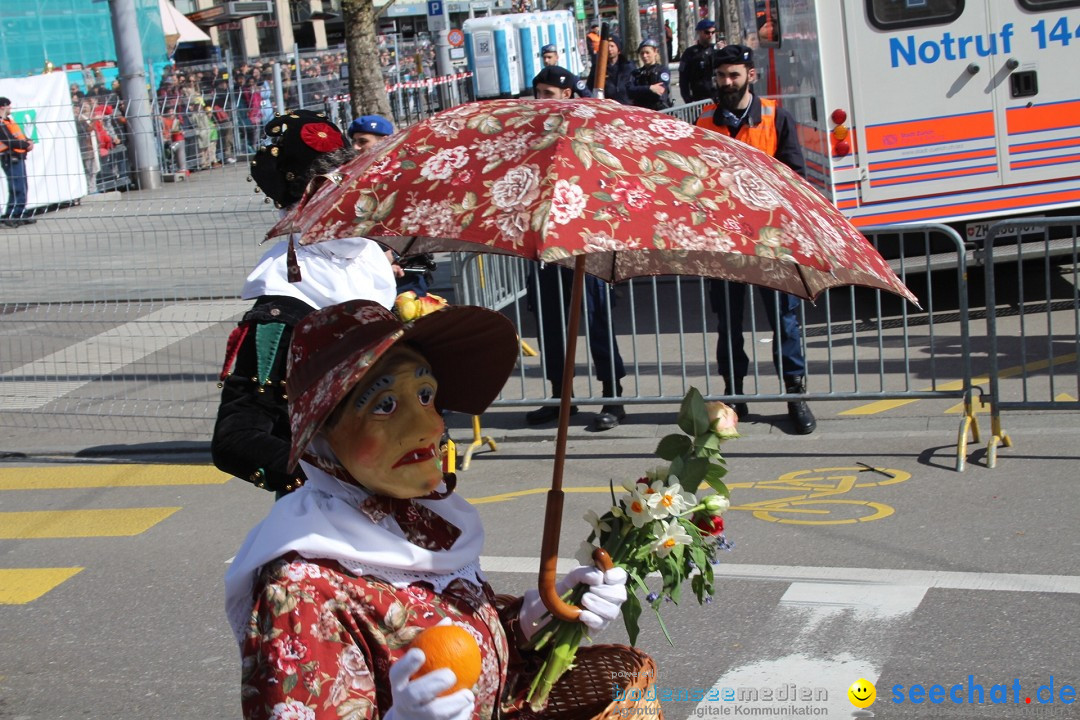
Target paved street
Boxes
[1,399,1079,719]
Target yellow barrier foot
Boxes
[461,415,498,472]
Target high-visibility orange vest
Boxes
[696,97,778,157]
[0,116,29,155]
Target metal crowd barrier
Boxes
[450,225,977,471]
[661,98,711,124]
[983,217,1080,467]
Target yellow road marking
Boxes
[840,353,1077,416]
[0,568,83,604]
[0,464,231,490]
[466,486,616,504]
[0,508,181,538]
[946,392,1078,414]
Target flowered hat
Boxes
[286,300,518,470]
[250,109,344,208]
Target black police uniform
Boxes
[629,62,673,110]
[585,58,635,105]
[678,43,716,103]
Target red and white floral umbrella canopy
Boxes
[270,98,916,304]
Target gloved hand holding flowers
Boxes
[524,387,735,708]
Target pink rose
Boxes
[706,401,740,440]
[269,636,309,676]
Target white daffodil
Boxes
[584,509,612,535]
[644,465,670,485]
[648,482,697,519]
[624,490,655,528]
[575,541,599,566]
[652,519,693,559]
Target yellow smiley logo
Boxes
[848,678,877,708]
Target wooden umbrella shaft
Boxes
[538,256,614,622]
[593,23,611,100]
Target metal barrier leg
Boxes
[461,415,497,471]
[986,410,1013,470]
[443,438,457,473]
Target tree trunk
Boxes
[719,0,742,45]
[675,0,693,59]
[341,0,392,119]
[624,0,641,57]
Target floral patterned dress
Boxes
[240,553,526,720]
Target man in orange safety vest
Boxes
[695,45,816,435]
[0,97,35,227]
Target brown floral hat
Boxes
[250,108,344,208]
[286,300,519,470]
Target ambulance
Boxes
[735,0,1080,242]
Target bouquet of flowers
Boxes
[525,387,737,708]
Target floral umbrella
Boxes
[267,98,917,621]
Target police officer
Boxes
[695,44,815,434]
[585,35,635,105]
[527,65,628,431]
[0,97,35,227]
[628,39,672,110]
[678,19,719,103]
[539,45,592,97]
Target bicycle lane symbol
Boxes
[725,466,911,526]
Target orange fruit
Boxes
[408,624,482,695]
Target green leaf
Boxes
[680,457,710,487]
[593,146,624,171]
[680,176,705,197]
[621,589,642,646]
[677,387,710,436]
[530,132,561,151]
[704,465,730,496]
[700,432,722,452]
[459,211,474,229]
[399,159,417,170]
[571,140,594,170]
[653,606,675,648]
[591,191,615,203]
[281,672,298,695]
[638,156,651,173]
[656,149,693,173]
[371,190,398,222]
[687,155,710,178]
[655,433,692,461]
[668,456,685,480]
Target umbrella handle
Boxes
[539,490,615,622]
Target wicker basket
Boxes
[535,644,663,720]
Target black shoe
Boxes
[18,218,36,225]
[784,376,816,435]
[723,377,748,420]
[525,404,578,425]
[591,405,626,431]
[732,403,749,420]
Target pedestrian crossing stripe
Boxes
[0,508,181,539]
[0,465,231,490]
[0,568,84,604]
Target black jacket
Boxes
[628,63,673,110]
[678,43,716,103]
[211,295,313,495]
[586,59,635,106]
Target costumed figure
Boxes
[225,299,630,719]
[212,110,397,496]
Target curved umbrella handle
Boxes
[539,493,615,622]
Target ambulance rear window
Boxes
[1018,0,1080,9]
[867,0,964,31]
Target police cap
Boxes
[541,43,557,55]
[637,38,659,53]
[713,43,754,67]
[695,19,716,32]
[533,65,575,89]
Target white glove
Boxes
[519,565,629,640]
[383,647,475,720]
